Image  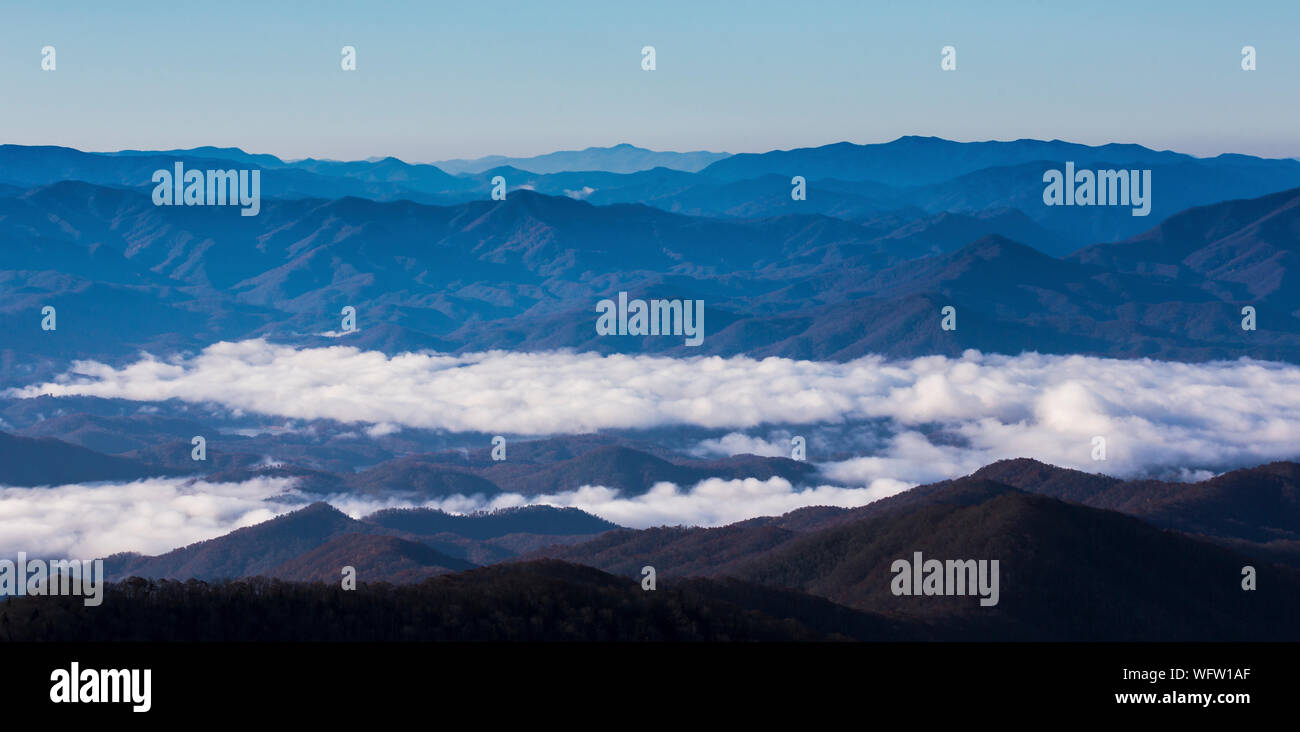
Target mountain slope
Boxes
[103,502,368,580]
[364,505,620,539]
[0,431,176,486]
[268,533,476,583]
[730,481,1300,640]
[973,458,1300,545]
[1072,186,1300,308]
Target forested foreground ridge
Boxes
[1,561,922,642]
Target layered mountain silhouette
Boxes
[6,175,1300,386]
[971,458,1300,566]
[7,392,1295,640]
[5,137,1300,641]
[56,458,1300,641]
[725,482,1298,640]
[527,466,1300,640]
[0,427,826,498]
[433,143,730,175]
[4,135,1300,250]
[700,137,1192,185]
[100,500,624,581]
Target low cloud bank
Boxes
[0,476,297,558]
[11,340,1300,479]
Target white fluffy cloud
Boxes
[0,476,299,559]
[12,341,1300,558]
[692,432,790,458]
[817,431,991,489]
[324,476,892,530]
[10,340,1300,480]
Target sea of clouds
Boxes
[5,339,1300,557]
[11,339,1300,476]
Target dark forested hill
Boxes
[0,431,176,486]
[1,560,924,642]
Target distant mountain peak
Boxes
[946,234,1056,264]
[433,144,730,175]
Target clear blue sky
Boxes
[1,0,1296,161]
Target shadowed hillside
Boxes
[0,560,924,642]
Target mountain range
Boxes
[5,135,1300,641]
[430,143,731,175]
[4,157,1300,388]
[7,136,1300,237]
[102,502,619,580]
[27,455,1295,641]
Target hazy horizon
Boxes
[19,134,1300,167]
[3,0,1298,161]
